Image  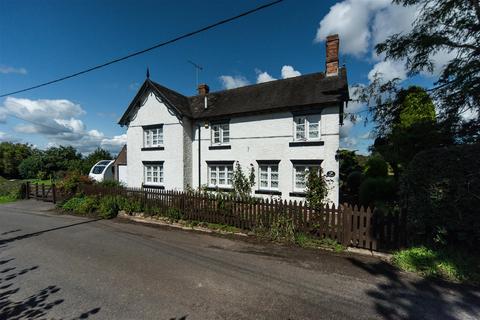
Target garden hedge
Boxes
[400,143,480,249]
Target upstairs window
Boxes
[294,115,320,141]
[211,123,230,145]
[144,126,163,148]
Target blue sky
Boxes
[0,0,442,155]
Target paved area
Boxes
[1,200,479,319]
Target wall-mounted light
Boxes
[204,122,209,129]
[335,149,340,161]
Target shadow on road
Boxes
[347,257,480,319]
[0,219,101,246]
[0,230,21,236]
[0,257,101,320]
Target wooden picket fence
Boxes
[81,184,406,251]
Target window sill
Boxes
[141,146,164,151]
[255,189,282,196]
[289,191,306,197]
[208,145,231,150]
[142,184,165,189]
[205,186,233,192]
[289,140,324,147]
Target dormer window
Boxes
[294,115,320,141]
[211,123,230,145]
[143,125,163,148]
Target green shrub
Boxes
[61,196,86,211]
[400,144,480,248]
[305,168,328,209]
[118,197,143,214]
[268,213,295,242]
[98,196,120,219]
[359,176,397,207]
[364,156,389,178]
[97,179,124,188]
[77,196,99,215]
[165,207,183,221]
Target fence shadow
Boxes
[347,257,480,319]
[0,257,101,320]
[0,219,101,246]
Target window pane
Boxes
[221,124,230,143]
[309,123,319,139]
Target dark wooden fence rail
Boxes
[25,182,67,204]
[80,184,406,251]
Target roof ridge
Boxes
[188,71,331,98]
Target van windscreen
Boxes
[92,166,106,174]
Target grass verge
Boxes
[392,246,480,284]
[295,233,346,252]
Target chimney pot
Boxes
[325,34,339,76]
[197,83,210,95]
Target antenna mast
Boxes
[188,60,203,87]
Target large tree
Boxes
[370,86,452,177]
[0,142,33,178]
[374,0,480,141]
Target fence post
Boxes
[35,183,38,199]
[41,184,45,200]
[342,203,351,247]
[25,181,30,199]
[52,183,56,204]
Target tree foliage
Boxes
[374,0,480,141]
[0,142,33,178]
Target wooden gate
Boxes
[26,182,59,204]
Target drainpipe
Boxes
[198,124,201,189]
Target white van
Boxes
[88,160,115,182]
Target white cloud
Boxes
[315,0,390,56]
[0,97,124,154]
[101,134,127,148]
[219,75,250,89]
[371,4,418,57]
[368,60,407,82]
[0,65,27,75]
[281,65,301,79]
[340,137,358,149]
[256,71,276,83]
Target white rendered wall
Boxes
[126,92,186,190]
[191,106,340,205]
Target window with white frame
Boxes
[211,123,230,145]
[144,163,164,186]
[293,164,320,192]
[143,126,163,148]
[294,115,320,141]
[208,164,233,188]
[259,164,279,190]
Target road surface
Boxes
[1,200,479,319]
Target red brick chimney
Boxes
[325,34,339,76]
[197,83,210,95]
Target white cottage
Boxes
[118,35,349,205]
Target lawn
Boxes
[25,179,54,186]
[392,246,480,285]
[0,176,24,204]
